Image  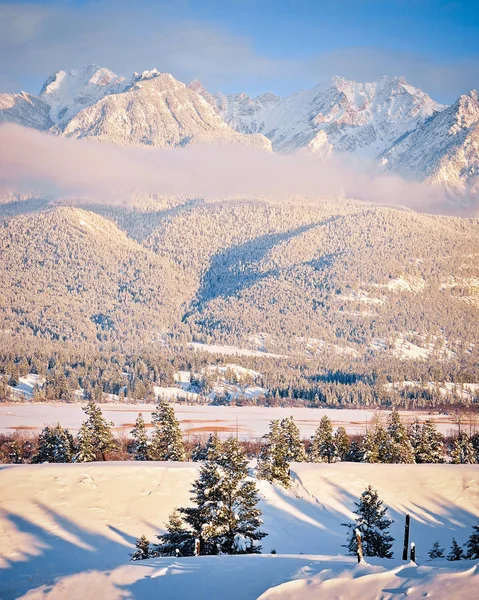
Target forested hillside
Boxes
[1,195,478,379]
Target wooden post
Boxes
[355,528,364,564]
[410,542,416,564]
[402,514,410,561]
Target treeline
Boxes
[2,402,479,466]
[1,341,478,410]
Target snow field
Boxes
[0,402,467,438]
[0,462,478,599]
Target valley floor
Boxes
[0,462,478,599]
[0,402,464,438]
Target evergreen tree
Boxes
[414,420,444,463]
[170,438,267,556]
[257,420,290,487]
[451,433,476,464]
[215,437,267,554]
[151,398,185,461]
[190,442,205,462]
[428,540,445,559]
[345,440,363,462]
[153,509,194,557]
[310,416,338,463]
[280,416,306,462]
[130,413,150,461]
[32,423,74,463]
[384,409,414,463]
[130,534,151,561]
[361,428,377,463]
[334,426,351,461]
[343,485,394,558]
[78,399,116,461]
[75,422,96,462]
[465,521,479,560]
[204,431,223,461]
[361,416,392,463]
[180,460,224,555]
[447,538,464,561]
[470,433,479,463]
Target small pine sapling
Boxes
[447,538,465,561]
[343,485,394,558]
[428,540,445,560]
[465,521,479,560]
[130,535,151,561]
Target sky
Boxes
[1,0,478,102]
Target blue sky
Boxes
[1,1,478,101]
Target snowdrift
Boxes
[0,462,478,599]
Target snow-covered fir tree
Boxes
[334,426,351,461]
[215,437,267,554]
[416,420,444,463]
[343,485,394,558]
[345,440,363,462]
[447,538,465,560]
[384,409,414,463]
[130,534,151,561]
[77,399,116,461]
[151,398,185,461]
[310,416,338,463]
[257,419,290,487]
[465,521,479,559]
[470,433,479,463]
[32,423,74,463]
[130,413,150,461]
[171,437,266,555]
[280,416,306,462]
[75,422,97,462]
[180,459,225,555]
[361,417,388,463]
[153,508,194,557]
[205,431,223,461]
[428,540,445,559]
[451,432,476,464]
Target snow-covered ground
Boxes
[0,462,478,599]
[0,403,466,438]
[188,342,285,358]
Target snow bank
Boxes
[1,462,478,599]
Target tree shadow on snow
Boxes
[0,502,135,600]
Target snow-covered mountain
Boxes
[0,91,53,130]
[58,68,270,149]
[205,76,445,158]
[1,65,479,194]
[39,64,127,124]
[0,65,270,150]
[381,90,479,195]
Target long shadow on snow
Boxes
[0,503,135,600]
[191,218,340,310]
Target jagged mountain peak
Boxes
[212,74,445,157]
[39,64,126,123]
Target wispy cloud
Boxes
[0,2,477,101]
[0,123,461,215]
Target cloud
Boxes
[1,1,476,102]
[0,1,298,94]
[0,123,459,215]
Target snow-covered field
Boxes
[1,462,478,599]
[0,403,465,438]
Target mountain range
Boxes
[1,64,478,196]
[1,65,479,366]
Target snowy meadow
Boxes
[1,462,478,599]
